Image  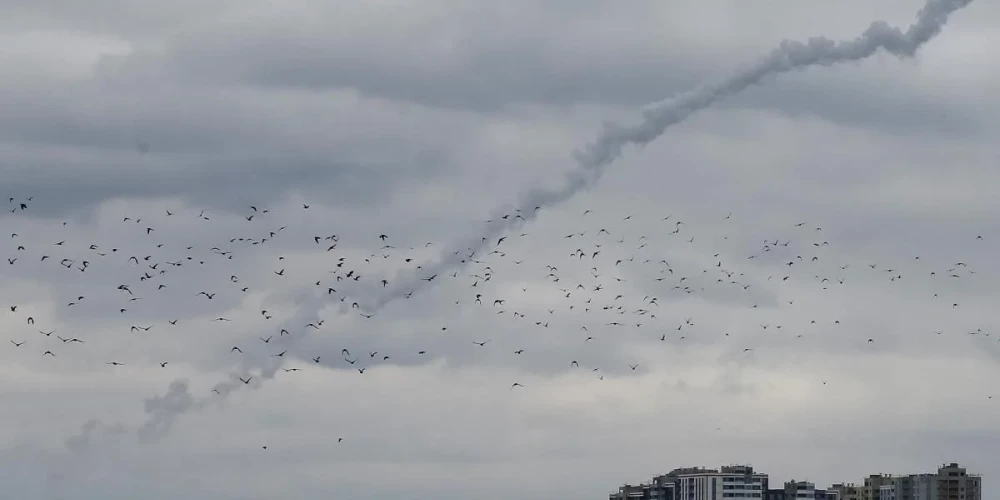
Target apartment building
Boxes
[878,484,895,500]
[676,465,769,499]
[765,482,833,500]
[785,481,827,499]
[608,475,677,500]
[828,483,861,500]
[932,462,981,500]
[610,465,766,500]
[650,474,678,500]
[611,484,654,500]
[610,462,980,500]
[858,463,981,500]
[862,475,893,500]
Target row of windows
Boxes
[680,477,765,484]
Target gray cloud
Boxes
[1,0,999,499]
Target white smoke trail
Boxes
[75,0,972,450]
[369,0,974,309]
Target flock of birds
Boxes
[2,194,996,447]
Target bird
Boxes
[0,189,992,465]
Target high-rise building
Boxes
[650,474,678,500]
[931,462,981,500]
[912,474,936,499]
[828,483,860,500]
[784,480,817,499]
[842,463,981,500]
[674,465,768,499]
[610,483,655,500]
[610,465,766,500]
[862,475,894,500]
[608,475,677,500]
[610,462,980,500]
[878,484,895,500]
[765,482,834,500]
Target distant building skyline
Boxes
[611,464,769,500]
[610,463,980,500]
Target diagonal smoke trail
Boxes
[368,0,974,309]
[71,0,971,450]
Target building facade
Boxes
[879,484,895,500]
[610,462,979,500]
[609,477,677,500]
[766,482,833,500]
[932,462,981,500]
[611,484,652,500]
[650,474,678,500]
[611,465,766,500]
[675,465,768,499]
[828,483,860,500]
[783,480,817,499]
[862,475,893,500]
[856,463,981,500]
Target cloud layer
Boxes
[1,1,999,499]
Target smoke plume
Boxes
[371,0,973,309]
[83,0,974,449]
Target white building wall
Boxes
[792,482,816,498]
[677,472,765,499]
[879,485,896,500]
[913,475,938,500]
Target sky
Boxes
[1,0,998,498]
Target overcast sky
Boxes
[2,1,998,499]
